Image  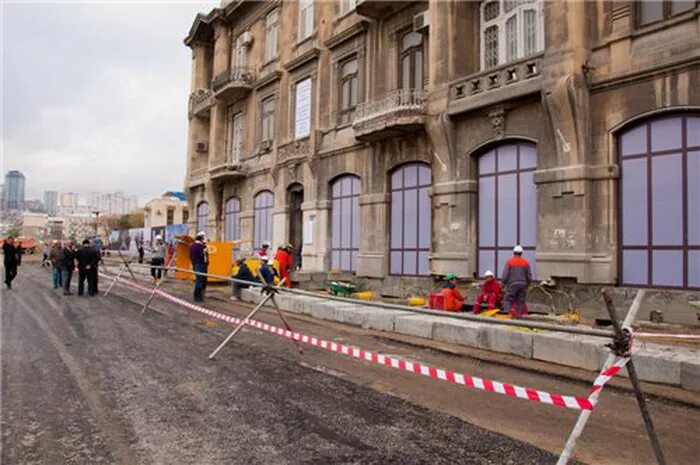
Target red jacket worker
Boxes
[472,270,503,314]
[441,273,465,312]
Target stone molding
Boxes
[301,200,331,211]
[533,164,619,185]
[430,180,477,196]
[325,19,370,49]
[358,193,390,206]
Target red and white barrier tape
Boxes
[109,275,627,411]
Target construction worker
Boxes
[258,241,270,257]
[501,245,532,318]
[258,255,277,285]
[440,273,466,312]
[231,258,254,301]
[190,231,208,302]
[274,244,293,288]
[472,270,503,314]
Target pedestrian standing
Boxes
[48,240,63,289]
[42,243,49,264]
[15,240,23,266]
[2,236,19,290]
[60,241,77,296]
[501,245,532,319]
[76,239,95,296]
[91,240,101,295]
[150,235,165,283]
[189,231,208,302]
[138,243,145,264]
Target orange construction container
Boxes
[174,235,249,283]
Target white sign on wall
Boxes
[294,78,312,140]
[304,215,315,245]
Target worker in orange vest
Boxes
[501,245,532,318]
[472,270,503,314]
[440,273,465,312]
[274,244,293,288]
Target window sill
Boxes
[294,32,317,50]
[632,8,698,38]
[333,9,356,25]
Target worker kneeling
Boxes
[441,273,466,312]
[472,270,502,314]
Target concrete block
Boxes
[285,295,308,314]
[333,306,373,326]
[680,356,700,392]
[306,300,337,321]
[532,332,606,371]
[478,326,534,359]
[362,310,410,332]
[393,315,436,339]
[433,319,482,347]
[240,288,258,303]
[626,348,681,385]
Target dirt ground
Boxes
[2,263,699,464]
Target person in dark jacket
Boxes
[501,245,532,319]
[189,231,208,302]
[48,240,63,289]
[231,259,255,300]
[137,243,145,264]
[258,255,277,286]
[76,239,100,296]
[60,241,77,295]
[2,236,19,289]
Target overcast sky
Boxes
[1,0,217,205]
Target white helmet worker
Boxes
[513,245,524,254]
[484,270,494,278]
[195,231,206,240]
[260,255,269,262]
[155,235,162,241]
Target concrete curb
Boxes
[240,289,700,392]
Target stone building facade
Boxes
[183,0,699,291]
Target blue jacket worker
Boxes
[231,259,255,300]
[189,231,208,302]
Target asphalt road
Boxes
[2,266,561,465]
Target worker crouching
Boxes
[441,273,466,312]
[472,270,502,314]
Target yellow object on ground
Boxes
[407,297,426,307]
[479,309,500,317]
[354,291,373,300]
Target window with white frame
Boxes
[338,57,358,125]
[261,96,276,143]
[339,0,356,15]
[265,10,279,61]
[480,0,543,70]
[299,0,314,40]
[230,112,244,162]
[399,30,424,90]
[235,35,248,69]
[294,78,312,140]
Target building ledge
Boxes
[208,161,247,181]
[353,89,427,141]
[211,67,255,101]
[188,88,213,118]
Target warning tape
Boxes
[109,275,626,411]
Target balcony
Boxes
[356,0,414,19]
[353,89,427,141]
[208,160,247,182]
[211,67,255,102]
[188,167,207,188]
[188,89,213,118]
[447,54,544,116]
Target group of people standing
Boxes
[48,239,101,296]
[441,245,533,319]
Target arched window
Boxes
[390,163,432,276]
[330,175,360,271]
[224,197,241,242]
[477,142,537,278]
[400,30,424,90]
[196,201,209,235]
[253,191,274,250]
[480,0,544,69]
[619,113,700,289]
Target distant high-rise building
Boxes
[4,171,25,210]
[60,192,80,208]
[43,190,59,216]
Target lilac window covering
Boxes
[619,114,700,289]
[390,163,432,276]
[477,142,538,278]
[224,197,241,243]
[331,175,360,271]
[196,202,209,236]
[253,191,274,250]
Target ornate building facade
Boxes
[183,0,700,291]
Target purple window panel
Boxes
[689,151,700,245]
[390,251,402,274]
[418,165,431,185]
[522,249,536,279]
[497,250,511,280]
[651,117,682,152]
[478,177,495,247]
[519,171,537,248]
[651,154,683,246]
[197,202,209,235]
[688,117,700,147]
[254,191,274,249]
[419,187,431,248]
[520,144,538,170]
[331,199,341,248]
[330,175,360,272]
[689,251,700,288]
[479,250,495,276]
[403,251,417,275]
[332,251,340,269]
[497,173,517,247]
[497,144,518,172]
[341,251,351,270]
[403,188,418,248]
[391,170,403,189]
[351,251,358,271]
[479,150,496,175]
[224,197,241,242]
[418,251,430,275]
[351,197,359,249]
[652,250,683,287]
[621,158,648,246]
[620,124,647,156]
[391,191,403,248]
[623,250,648,286]
[404,165,418,187]
[341,197,352,247]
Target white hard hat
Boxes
[195,231,206,239]
[155,235,162,241]
[484,270,494,277]
[260,255,269,261]
[513,245,524,254]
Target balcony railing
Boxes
[188,89,213,118]
[188,167,207,188]
[211,67,255,101]
[208,159,247,182]
[448,54,544,114]
[353,88,427,141]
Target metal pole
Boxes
[104,264,125,297]
[208,278,286,360]
[141,255,176,314]
[259,274,303,355]
[602,291,667,465]
[557,289,646,465]
[108,262,615,339]
[117,249,137,281]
